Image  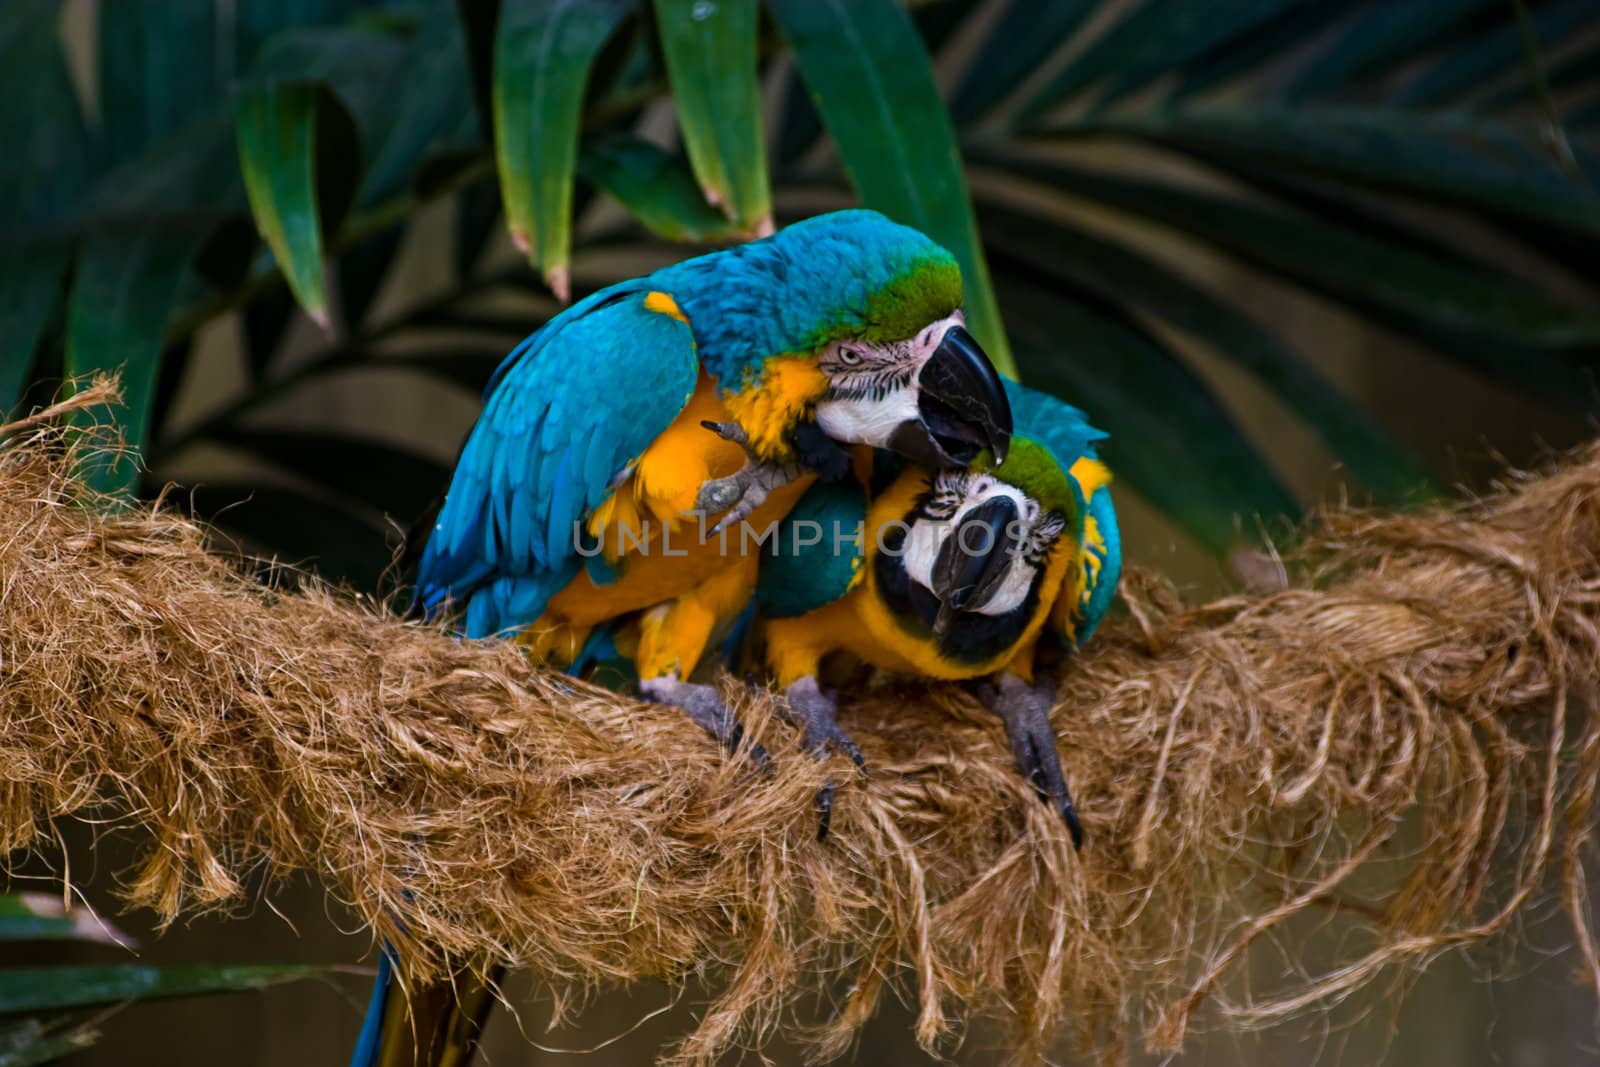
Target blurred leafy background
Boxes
[3,0,1600,1063]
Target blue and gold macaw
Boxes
[755,381,1121,844]
[353,210,1013,1067]
[414,209,1010,741]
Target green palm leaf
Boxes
[64,233,202,494]
[579,135,747,241]
[0,896,132,947]
[0,253,69,415]
[0,1018,100,1067]
[995,156,1600,353]
[979,202,1436,503]
[493,0,633,301]
[1020,0,1306,119]
[1002,271,1298,558]
[1047,108,1600,237]
[0,964,328,1014]
[235,84,333,327]
[769,0,1014,376]
[652,0,771,232]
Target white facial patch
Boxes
[811,308,967,450]
[972,543,1036,616]
[901,478,1039,617]
[899,511,948,592]
[814,387,918,447]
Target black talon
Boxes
[700,419,745,443]
[1019,729,1083,849]
[815,785,835,842]
[837,734,867,774]
[1057,785,1084,850]
[722,717,772,773]
[784,676,864,841]
[975,674,1085,850]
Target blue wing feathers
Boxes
[483,286,642,395]
[1077,486,1121,646]
[1001,380,1121,644]
[1004,379,1107,467]
[546,449,582,566]
[582,415,616,492]
[415,288,698,631]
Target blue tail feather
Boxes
[350,946,394,1067]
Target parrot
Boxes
[753,380,1121,844]
[412,208,1011,742]
[351,209,1013,1067]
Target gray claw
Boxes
[785,676,865,841]
[711,480,771,535]
[697,478,744,515]
[700,420,750,447]
[640,675,769,768]
[694,421,806,533]
[977,674,1083,849]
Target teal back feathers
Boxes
[1002,380,1120,647]
[1002,379,1106,474]
[754,479,869,619]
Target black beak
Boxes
[930,495,1022,635]
[892,325,1012,469]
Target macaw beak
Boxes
[888,325,1013,468]
[930,495,1022,635]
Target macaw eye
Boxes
[838,347,864,366]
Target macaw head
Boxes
[812,307,1012,468]
[891,439,1075,637]
[684,210,1012,467]
[796,211,1010,467]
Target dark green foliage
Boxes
[0,0,1596,579]
[0,964,329,1015]
[0,894,329,1065]
[769,0,1012,370]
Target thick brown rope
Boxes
[2,380,1597,1063]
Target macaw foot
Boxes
[696,420,806,533]
[785,676,866,842]
[639,674,769,768]
[974,673,1084,849]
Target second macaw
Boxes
[755,381,1121,843]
